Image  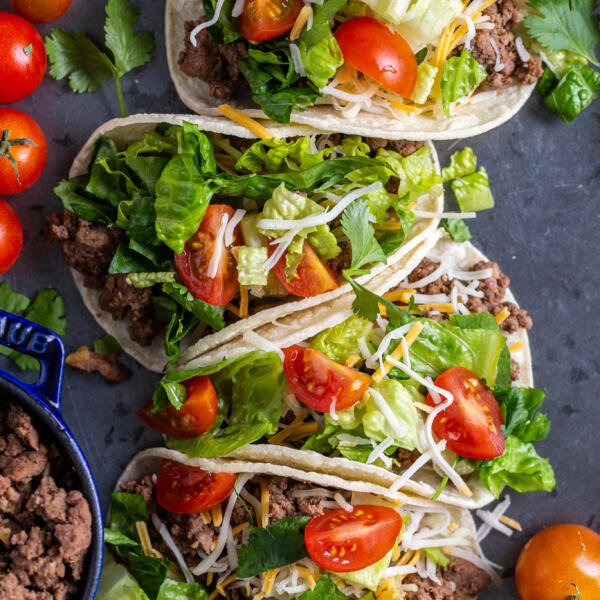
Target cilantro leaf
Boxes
[495,387,551,443]
[346,276,408,324]
[45,0,155,116]
[93,335,123,357]
[236,517,310,578]
[0,282,30,314]
[341,200,387,277]
[45,30,113,93]
[104,0,155,76]
[524,0,600,66]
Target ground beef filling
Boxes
[46,212,160,347]
[406,257,533,334]
[470,0,543,91]
[404,558,491,600]
[0,405,92,600]
[121,475,490,597]
[179,19,249,100]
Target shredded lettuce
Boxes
[410,62,438,104]
[363,379,423,450]
[340,550,392,591]
[441,147,477,181]
[235,246,268,286]
[441,49,489,115]
[451,168,494,212]
[312,315,373,363]
[97,554,149,600]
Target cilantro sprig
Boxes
[524,0,600,66]
[45,0,154,117]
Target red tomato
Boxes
[305,505,402,572]
[283,345,371,413]
[155,461,237,514]
[334,17,417,97]
[238,0,304,43]
[426,366,505,460]
[515,524,600,600]
[0,109,47,195]
[138,376,218,439]
[0,199,23,274]
[270,240,339,298]
[9,0,72,23]
[0,12,46,103]
[175,205,240,307]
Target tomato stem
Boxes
[0,129,36,185]
[113,75,127,118]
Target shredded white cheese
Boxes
[413,210,477,219]
[263,228,302,271]
[289,43,306,77]
[368,387,408,442]
[366,438,395,468]
[242,331,284,361]
[258,182,383,232]
[476,495,513,542]
[207,213,230,278]
[328,398,339,421]
[190,0,226,46]
[151,513,195,583]
[515,36,531,62]
[333,492,354,512]
[231,0,245,17]
[224,209,246,247]
[489,37,505,72]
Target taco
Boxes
[165,0,544,139]
[99,447,497,599]
[46,114,463,372]
[145,233,555,509]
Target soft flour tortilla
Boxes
[165,0,535,141]
[68,114,443,373]
[183,234,533,510]
[114,449,487,598]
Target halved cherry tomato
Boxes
[238,0,303,43]
[334,17,417,97]
[0,12,47,103]
[155,460,237,514]
[138,376,218,439]
[0,199,23,274]
[175,205,240,307]
[426,366,505,460]
[0,109,47,195]
[515,524,600,600]
[10,0,72,23]
[270,240,339,298]
[283,345,371,413]
[305,505,402,572]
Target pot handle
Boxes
[0,310,65,414]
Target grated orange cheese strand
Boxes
[211,504,223,528]
[225,303,240,317]
[260,480,270,528]
[389,100,423,114]
[200,511,212,524]
[268,414,305,445]
[136,521,163,559]
[372,322,424,383]
[509,341,524,353]
[345,355,362,367]
[337,64,353,84]
[290,5,313,40]
[218,104,276,140]
[398,550,423,583]
[383,289,415,303]
[499,515,523,531]
[209,573,238,599]
[448,0,499,54]
[295,566,317,590]
[254,569,278,599]
[286,422,318,441]
[495,307,510,324]
[239,285,249,318]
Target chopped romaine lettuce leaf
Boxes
[340,550,393,591]
[495,387,550,443]
[97,553,149,600]
[235,246,268,286]
[451,168,494,212]
[363,379,423,450]
[442,218,472,242]
[441,49,488,116]
[299,33,344,89]
[312,315,373,363]
[410,62,438,104]
[441,147,477,181]
[479,435,556,497]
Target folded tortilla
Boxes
[165,0,535,141]
[178,233,533,510]
[67,114,443,372]
[110,447,494,598]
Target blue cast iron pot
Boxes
[0,309,104,598]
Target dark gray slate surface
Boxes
[1,2,599,598]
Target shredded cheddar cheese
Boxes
[225,303,240,317]
[211,504,223,528]
[495,307,510,324]
[239,285,249,318]
[290,5,313,40]
[268,414,306,445]
[383,289,415,303]
[209,573,238,599]
[345,354,362,367]
[499,515,523,531]
[509,341,524,353]
[218,104,276,140]
[136,521,163,559]
[254,569,278,599]
[260,480,270,528]
[200,511,212,525]
[372,322,424,383]
[295,566,318,590]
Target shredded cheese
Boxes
[289,43,306,77]
[295,566,317,590]
[239,285,249,318]
[242,330,284,361]
[260,481,270,527]
[211,504,223,528]
[255,569,278,599]
[190,0,226,46]
[210,573,238,599]
[151,514,195,583]
[345,354,361,367]
[372,322,424,382]
[136,521,162,558]
[268,415,306,445]
[207,213,230,279]
[499,515,523,531]
[290,5,313,40]
[225,303,240,317]
[218,104,276,140]
[509,341,524,352]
